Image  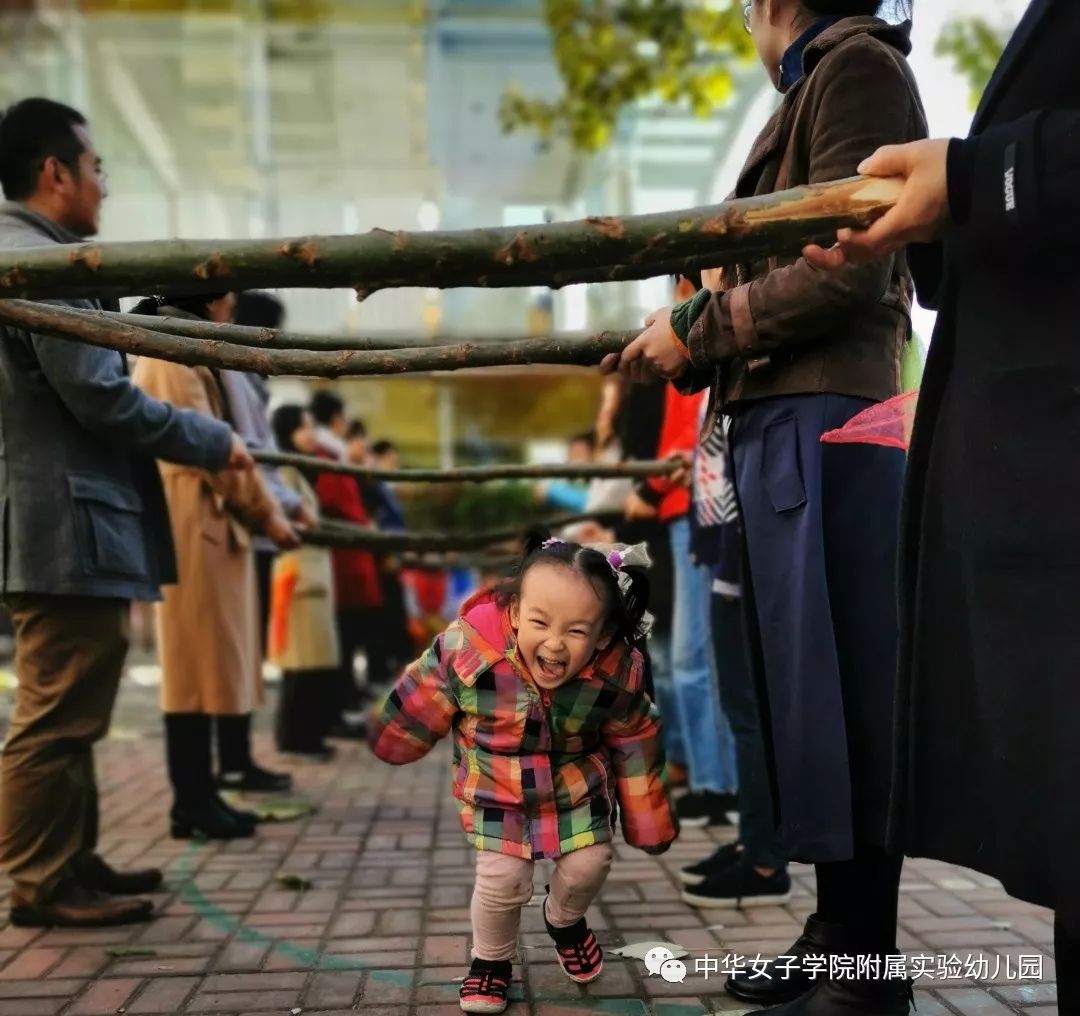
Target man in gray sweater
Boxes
[0,98,252,928]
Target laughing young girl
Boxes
[370,535,677,1014]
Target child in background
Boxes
[538,431,595,513]
[268,405,340,762]
[370,535,677,1014]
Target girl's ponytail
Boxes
[617,566,652,644]
[519,527,552,563]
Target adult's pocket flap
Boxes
[761,416,807,513]
[67,473,143,513]
[68,472,149,579]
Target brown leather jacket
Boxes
[674,17,927,416]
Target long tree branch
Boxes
[100,310,623,354]
[0,299,633,376]
[104,311,446,350]
[397,551,519,572]
[0,176,900,299]
[255,450,681,483]
[304,512,619,553]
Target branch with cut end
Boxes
[304,512,621,554]
[255,450,682,484]
[0,299,634,377]
[0,176,901,299]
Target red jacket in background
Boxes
[314,450,383,609]
[641,386,704,523]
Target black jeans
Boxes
[712,592,785,870]
[254,550,276,657]
[276,669,337,752]
[375,570,411,680]
[335,608,366,714]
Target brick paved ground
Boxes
[0,681,1059,1016]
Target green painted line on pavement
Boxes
[174,842,709,1014]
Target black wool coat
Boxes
[891,0,1080,920]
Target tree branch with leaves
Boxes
[935,15,1010,109]
[502,3,1018,152]
[500,0,753,152]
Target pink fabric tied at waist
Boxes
[820,391,918,452]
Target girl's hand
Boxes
[641,841,673,856]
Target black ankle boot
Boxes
[218,763,292,793]
[277,671,334,756]
[170,797,253,840]
[216,713,292,792]
[215,713,254,774]
[748,975,914,1016]
[726,913,847,1005]
[275,673,301,753]
[165,711,215,811]
[213,793,258,834]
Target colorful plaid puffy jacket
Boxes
[370,591,677,860]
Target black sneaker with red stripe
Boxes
[543,895,604,984]
[459,958,512,1014]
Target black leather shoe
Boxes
[726,913,847,1005]
[10,882,153,928]
[214,794,259,833]
[74,853,163,896]
[219,765,292,793]
[171,797,254,840]
[326,719,367,741]
[746,975,914,1016]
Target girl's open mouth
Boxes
[537,655,567,679]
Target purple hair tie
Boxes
[540,537,565,550]
[607,550,623,572]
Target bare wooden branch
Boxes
[255,450,681,483]
[0,176,901,299]
[0,299,634,377]
[104,311,442,350]
[304,512,620,554]
[397,551,519,572]
[101,311,627,355]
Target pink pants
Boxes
[470,843,613,962]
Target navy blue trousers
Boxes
[711,592,785,870]
[730,394,904,863]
